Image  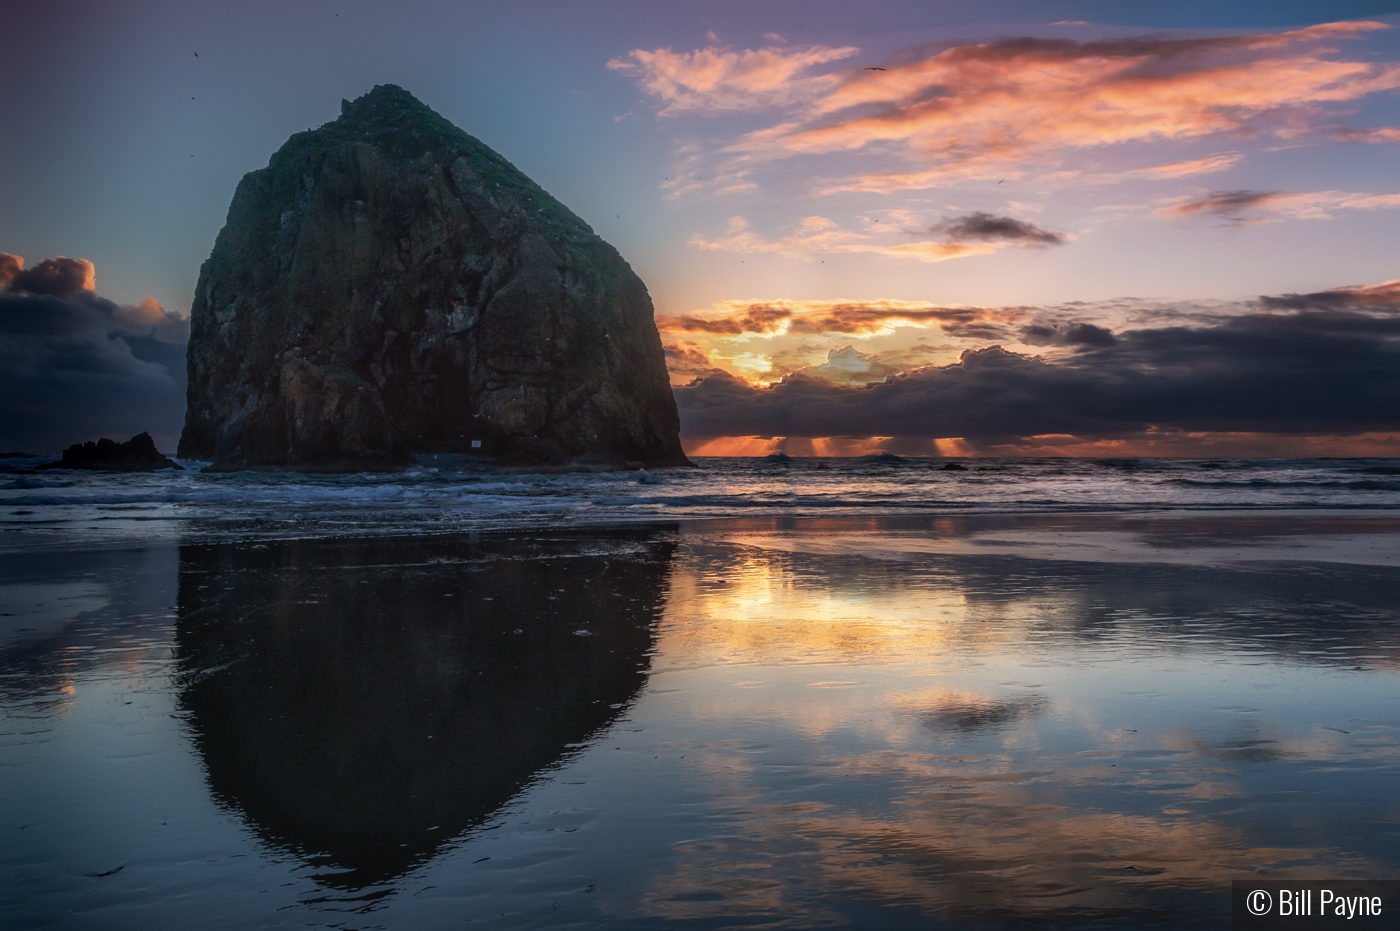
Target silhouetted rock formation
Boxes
[175,529,675,889]
[179,84,688,471]
[39,432,182,471]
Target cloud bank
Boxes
[673,286,1400,452]
[657,298,1012,338]
[0,252,187,453]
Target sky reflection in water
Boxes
[1,515,1398,929]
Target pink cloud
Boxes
[606,43,858,115]
[1159,188,1400,220]
[1263,278,1400,308]
[1107,153,1244,180]
[689,215,1004,263]
[1339,126,1400,142]
[1333,279,1400,304]
[613,22,1400,193]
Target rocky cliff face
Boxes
[179,85,687,470]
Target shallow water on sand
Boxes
[2,515,1399,929]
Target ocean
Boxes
[4,455,1400,550]
[2,457,1399,929]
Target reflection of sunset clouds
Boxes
[717,524,1400,571]
[654,544,971,670]
[638,736,1381,926]
[902,688,1049,735]
[624,523,1400,925]
[7,528,1397,926]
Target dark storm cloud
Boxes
[939,320,1017,341]
[1018,322,1117,348]
[1164,190,1282,221]
[674,306,1400,443]
[925,212,1065,246]
[1,253,187,453]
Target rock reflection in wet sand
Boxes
[175,529,676,889]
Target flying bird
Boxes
[864,66,886,71]
[194,52,198,57]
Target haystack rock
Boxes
[179,85,688,471]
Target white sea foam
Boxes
[1,456,1398,551]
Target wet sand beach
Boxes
[2,513,1398,928]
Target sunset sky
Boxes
[4,0,1400,455]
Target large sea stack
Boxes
[179,85,687,471]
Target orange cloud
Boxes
[633,22,1400,192]
[663,340,727,386]
[1262,278,1400,309]
[658,303,794,335]
[605,43,858,115]
[1,254,96,297]
[112,296,179,327]
[1325,279,1400,305]
[657,298,1015,337]
[0,252,21,289]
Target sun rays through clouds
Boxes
[659,281,1400,457]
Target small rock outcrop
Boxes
[40,432,183,472]
[179,84,688,471]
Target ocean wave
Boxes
[3,457,1399,550]
[2,477,74,490]
[1169,478,1400,491]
